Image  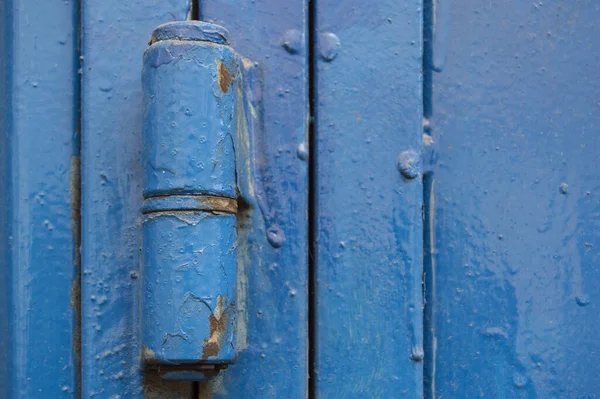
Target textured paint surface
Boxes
[80,0,192,397]
[0,0,79,396]
[142,23,244,372]
[198,0,309,397]
[142,213,237,364]
[313,1,424,397]
[425,0,600,397]
[142,38,238,199]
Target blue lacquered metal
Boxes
[198,1,310,396]
[313,0,424,397]
[0,0,79,396]
[81,0,194,396]
[143,22,238,199]
[142,22,239,377]
[424,0,600,397]
[142,212,237,365]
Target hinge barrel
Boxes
[141,21,240,380]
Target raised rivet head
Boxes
[398,149,420,180]
[281,29,302,54]
[150,21,230,45]
[319,32,341,62]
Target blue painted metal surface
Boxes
[0,0,79,396]
[197,0,310,397]
[142,22,239,371]
[313,0,424,397]
[3,1,598,397]
[142,212,237,365]
[424,0,600,397]
[143,22,237,200]
[81,1,194,397]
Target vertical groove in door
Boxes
[422,173,435,399]
[307,0,317,398]
[422,0,433,122]
[74,1,83,398]
[422,1,434,397]
[190,0,201,21]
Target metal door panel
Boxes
[0,0,80,396]
[80,1,193,397]
[425,0,600,397]
[2,0,599,397]
[313,1,424,397]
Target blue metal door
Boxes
[422,1,600,397]
[1,0,598,398]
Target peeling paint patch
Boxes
[202,296,232,359]
[143,345,157,363]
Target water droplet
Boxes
[559,182,568,194]
[296,142,308,160]
[411,346,424,362]
[267,225,285,248]
[576,296,591,307]
[513,372,528,389]
[482,327,508,339]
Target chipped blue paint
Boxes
[142,23,239,371]
[143,24,238,200]
[151,22,230,46]
[313,0,424,397]
[424,0,600,397]
[142,212,237,364]
[0,0,80,396]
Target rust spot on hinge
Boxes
[217,61,233,93]
[203,195,238,213]
[202,296,232,359]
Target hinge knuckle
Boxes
[141,21,240,380]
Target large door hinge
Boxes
[140,21,246,381]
